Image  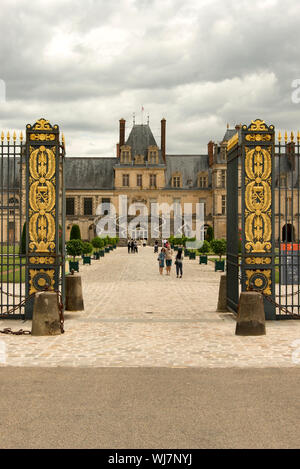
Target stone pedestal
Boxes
[235,291,266,336]
[217,274,228,311]
[31,292,62,336]
[65,273,84,311]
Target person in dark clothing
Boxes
[131,240,135,253]
[175,248,183,278]
[154,240,159,253]
[128,240,131,253]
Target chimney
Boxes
[161,118,166,163]
[208,141,214,167]
[118,118,125,157]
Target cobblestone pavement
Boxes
[0,246,300,368]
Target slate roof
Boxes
[125,124,163,163]
[222,128,237,142]
[165,154,210,189]
[65,157,116,190]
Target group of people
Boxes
[155,240,183,278]
[127,239,139,253]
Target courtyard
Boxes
[0,246,300,368]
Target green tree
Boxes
[82,241,93,255]
[206,226,214,242]
[70,224,81,240]
[210,239,227,261]
[66,239,83,261]
[199,240,210,254]
[91,237,103,251]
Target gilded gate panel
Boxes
[241,120,275,318]
[25,119,63,316]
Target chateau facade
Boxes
[64,118,234,242]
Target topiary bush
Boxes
[66,239,83,260]
[91,237,103,251]
[82,241,93,255]
[70,224,81,240]
[199,240,210,254]
[206,226,214,242]
[210,239,227,261]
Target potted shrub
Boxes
[66,239,83,272]
[189,249,196,260]
[91,237,103,259]
[82,241,93,265]
[210,239,226,272]
[70,224,81,240]
[199,240,210,264]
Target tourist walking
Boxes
[165,246,173,275]
[128,239,131,254]
[134,240,138,253]
[157,248,166,275]
[175,248,183,278]
[154,240,159,254]
[130,240,135,253]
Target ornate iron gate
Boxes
[0,119,65,319]
[226,119,300,319]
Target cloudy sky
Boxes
[0,0,299,156]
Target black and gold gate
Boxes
[0,118,65,319]
[227,119,300,319]
[25,119,65,318]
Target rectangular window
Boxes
[66,197,75,216]
[150,174,157,187]
[173,176,181,188]
[199,176,207,188]
[221,195,226,215]
[102,197,111,215]
[137,174,142,187]
[84,197,93,216]
[122,174,130,187]
[221,170,226,188]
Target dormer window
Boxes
[148,146,159,164]
[120,145,131,163]
[172,172,181,188]
[198,172,208,188]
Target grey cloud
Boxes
[0,0,300,155]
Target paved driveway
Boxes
[0,247,299,367]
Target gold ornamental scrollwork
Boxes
[245,269,271,296]
[247,119,269,131]
[244,145,272,253]
[29,269,55,294]
[245,257,272,265]
[28,145,56,253]
[245,134,272,142]
[32,119,52,131]
[30,133,56,141]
